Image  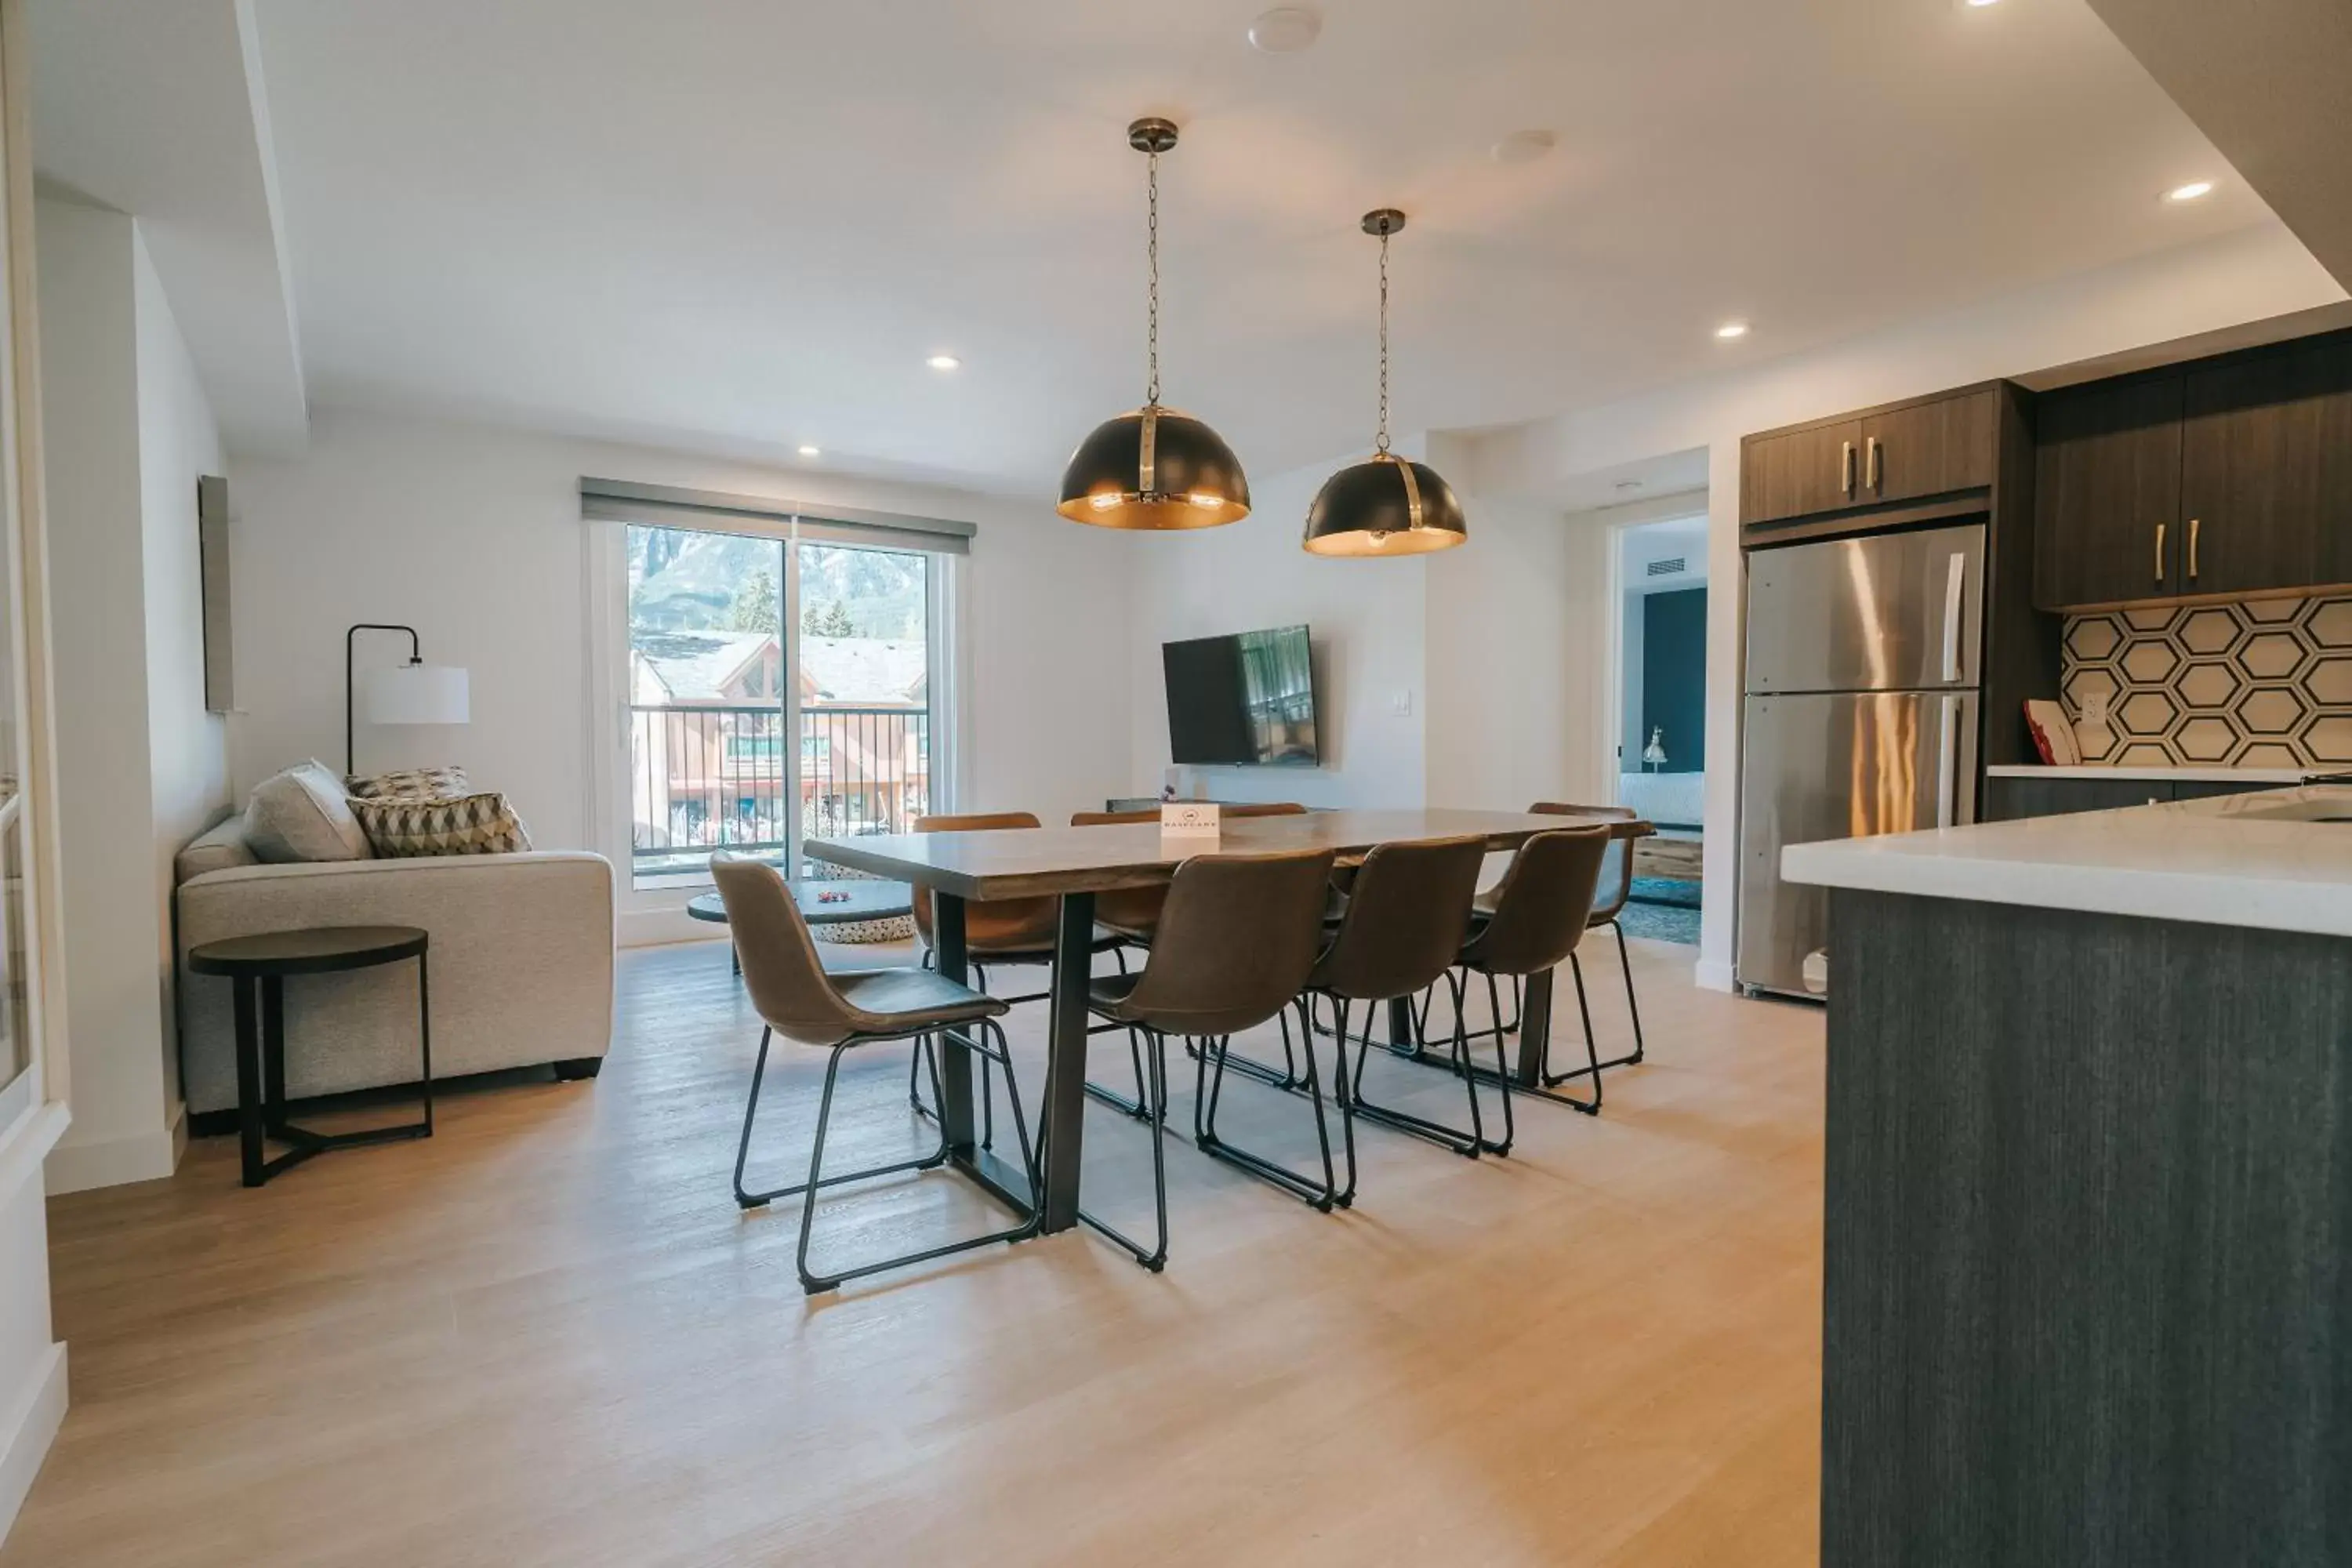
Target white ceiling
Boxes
[55,0,2277,489]
[31,0,308,453]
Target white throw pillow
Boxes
[244,760,372,863]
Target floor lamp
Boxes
[346,622,470,775]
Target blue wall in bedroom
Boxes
[1639,586,1707,771]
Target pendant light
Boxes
[1058,118,1251,531]
[1303,209,1467,557]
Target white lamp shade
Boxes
[360,662,470,726]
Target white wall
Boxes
[135,234,227,1109]
[1461,220,2347,989]
[35,196,224,1192]
[223,404,1135,861]
[1123,454,1428,808]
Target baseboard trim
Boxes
[1694,957,1737,994]
[0,1342,67,1548]
[43,1117,183,1196]
[618,906,726,950]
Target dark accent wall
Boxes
[1639,586,1707,771]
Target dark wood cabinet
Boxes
[2180,334,2352,597]
[1983,774,2280,822]
[2032,376,2183,610]
[1860,389,1997,505]
[1741,419,1862,524]
[1983,775,2171,821]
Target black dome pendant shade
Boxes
[1058,118,1250,531]
[1303,209,1467,557]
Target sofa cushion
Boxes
[350,790,533,857]
[245,761,372,863]
[347,764,471,800]
[176,815,260,884]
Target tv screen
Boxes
[1163,624,1320,767]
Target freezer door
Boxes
[1735,689,1978,998]
[1745,522,1985,694]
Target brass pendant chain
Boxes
[1374,228,1392,455]
[1145,148,1161,408]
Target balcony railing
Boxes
[629,704,931,877]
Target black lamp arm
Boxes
[346,622,422,776]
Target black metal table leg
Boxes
[931,896,1043,1225]
[1385,996,1415,1057]
[233,976,266,1188]
[416,950,434,1134]
[262,975,289,1136]
[1039,891,1094,1234]
[1512,967,1555,1089]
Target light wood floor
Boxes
[9,935,1827,1567]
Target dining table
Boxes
[803,808,1653,1236]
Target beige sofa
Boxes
[174,815,615,1116]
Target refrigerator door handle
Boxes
[1940,551,1966,683]
[1936,694,1960,828]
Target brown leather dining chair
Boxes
[1307,834,1494,1189]
[712,853,1040,1294]
[1460,825,1613,1115]
[1072,803,1318,1100]
[1456,804,1650,1077]
[1528,803,1648,1074]
[1077,846,1339,1271]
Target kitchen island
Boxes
[1782,787,2352,1568]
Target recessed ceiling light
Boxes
[1961,0,2001,9]
[2165,180,2215,202]
[1490,129,1558,165]
[926,354,961,370]
[1248,6,1322,53]
[1715,321,1751,340]
[797,445,821,458]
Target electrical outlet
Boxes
[2081,690,2111,728]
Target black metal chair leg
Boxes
[1076,1025,1170,1272]
[1344,976,1499,1160]
[1195,1025,1341,1213]
[794,1044,851,1289]
[775,1022,1044,1294]
[1580,917,1646,1072]
[1537,958,1606,1114]
[739,1029,949,1210]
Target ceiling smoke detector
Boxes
[1248,7,1322,53]
[1490,129,1558,165]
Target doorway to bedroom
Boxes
[1615,514,1708,945]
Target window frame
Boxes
[584,512,962,918]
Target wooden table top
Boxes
[804,808,1653,901]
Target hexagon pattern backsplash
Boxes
[2061,595,2352,768]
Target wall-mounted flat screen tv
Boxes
[1163,624,1320,767]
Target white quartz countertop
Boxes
[1984,764,2314,783]
[1780,786,2352,938]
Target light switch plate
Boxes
[1391,689,1414,717]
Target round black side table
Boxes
[688,879,914,972]
[187,926,432,1188]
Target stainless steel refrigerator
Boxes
[1736,521,1985,998]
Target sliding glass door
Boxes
[624,525,937,885]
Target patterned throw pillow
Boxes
[347,765,471,800]
[350,791,533,857]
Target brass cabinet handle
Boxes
[2188,517,2200,579]
[1866,435,1882,493]
[1841,440,1855,496]
[2155,521,2167,584]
